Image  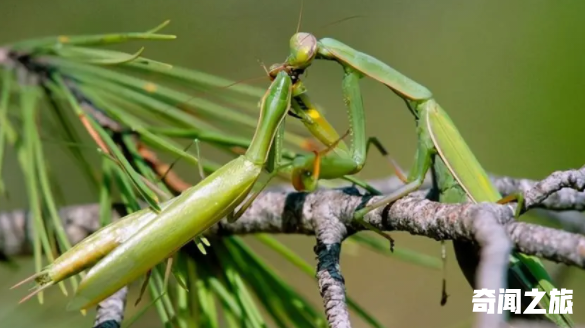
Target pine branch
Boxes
[2,168,584,328]
[94,287,128,328]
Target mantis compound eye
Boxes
[291,166,318,192]
[300,171,318,192]
[267,63,284,79]
[269,63,281,72]
[288,32,318,69]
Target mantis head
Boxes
[287,32,318,69]
[266,33,316,81]
[291,154,319,192]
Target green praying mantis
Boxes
[15,70,295,310]
[265,32,574,326]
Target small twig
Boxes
[63,78,125,133]
[313,193,351,328]
[94,287,128,328]
[372,172,585,233]
[137,143,192,192]
[470,208,512,328]
[524,165,585,210]
[531,209,585,234]
[491,165,585,211]
[507,221,585,268]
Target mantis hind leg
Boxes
[355,137,410,250]
[496,192,525,218]
[353,137,434,249]
[135,269,153,306]
[440,240,449,306]
[354,137,433,220]
[365,137,407,183]
[352,178,424,251]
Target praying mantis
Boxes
[15,70,294,310]
[265,32,574,327]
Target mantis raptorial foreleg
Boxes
[276,67,401,245]
[229,124,350,223]
[287,67,402,190]
[365,136,408,183]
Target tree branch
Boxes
[312,194,351,328]
[471,209,512,328]
[371,172,585,234]
[1,173,584,270]
[491,165,585,211]
[1,168,584,328]
[93,287,128,328]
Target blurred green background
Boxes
[1,0,584,327]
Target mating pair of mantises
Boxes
[15,31,573,327]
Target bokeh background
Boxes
[1,0,584,327]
